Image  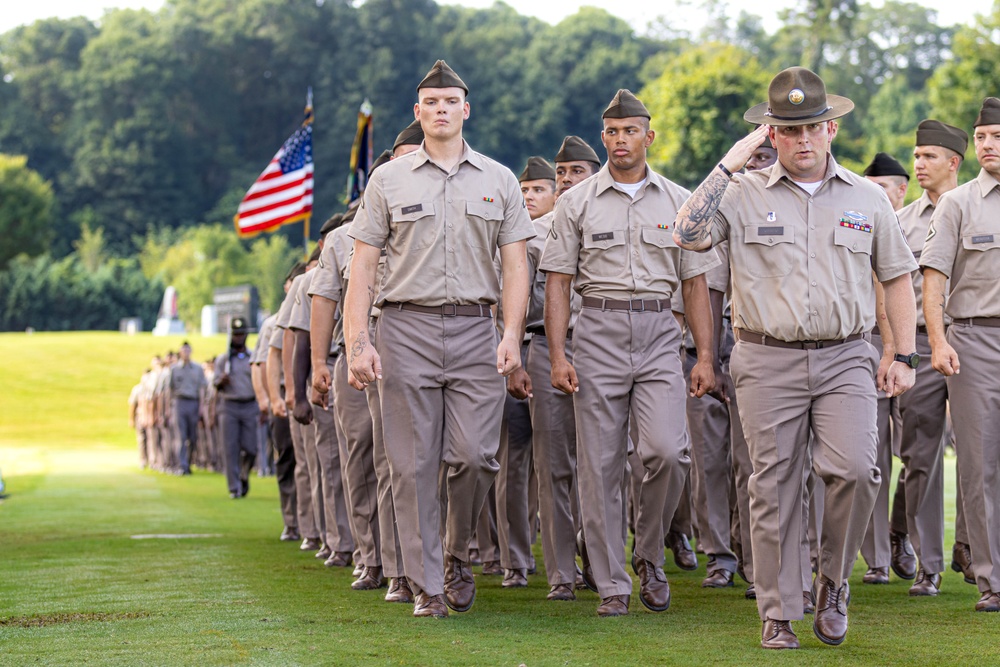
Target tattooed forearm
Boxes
[367,285,376,309]
[349,332,367,362]
[675,170,729,248]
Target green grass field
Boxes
[0,332,994,666]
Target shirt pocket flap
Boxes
[392,202,435,222]
[641,227,676,249]
[962,233,1000,251]
[745,225,794,246]
[466,200,503,221]
[583,230,626,249]
[834,225,873,254]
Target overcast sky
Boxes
[0,0,981,38]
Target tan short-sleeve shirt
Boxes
[252,315,277,363]
[275,273,307,331]
[287,269,316,333]
[896,192,948,327]
[920,169,1000,319]
[348,141,535,307]
[710,154,917,341]
[540,163,720,299]
[308,229,346,305]
[526,212,581,331]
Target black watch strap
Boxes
[894,352,920,369]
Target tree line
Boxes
[1,0,998,330]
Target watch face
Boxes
[910,353,921,369]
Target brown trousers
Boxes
[289,418,319,541]
[376,307,504,596]
[730,338,881,621]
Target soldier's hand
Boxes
[257,400,269,425]
[689,359,717,399]
[707,365,728,404]
[507,367,533,400]
[884,362,916,397]
[721,124,770,175]
[215,373,231,388]
[293,396,313,425]
[272,400,288,419]
[551,358,579,395]
[348,333,382,390]
[931,341,960,377]
[312,363,331,408]
[876,351,895,394]
[496,335,522,377]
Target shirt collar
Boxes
[915,190,935,216]
[410,139,483,172]
[765,153,849,190]
[976,168,1000,197]
[595,162,660,196]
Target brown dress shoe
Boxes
[975,591,1000,612]
[413,591,448,618]
[280,526,301,542]
[480,560,503,575]
[547,583,576,601]
[634,557,671,612]
[702,569,735,588]
[443,555,476,612]
[502,568,528,588]
[745,584,756,600]
[908,567,941,596]
[951,542,975,584]
[315,545,332,560]
[351,565,386,590]
[324,551,353,568]
[665,531,698,571]
[300,537,322,551]
[577,531,597,592]
[385,576,414,603]
[761,618,799,649]
[813,576,849,645]
[862,566,890,584]
[890,531,917,580]
[803,590,815,615]
[596,594,630,617]
[468,548,481,566]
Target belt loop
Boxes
[601,298,607,312]
[395,302,403,312]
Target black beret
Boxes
[863,152,909,180]
[602,89,650,120]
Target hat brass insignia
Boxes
[788,89,805,105]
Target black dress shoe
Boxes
[889,531,917,580]
[745,584,756,599]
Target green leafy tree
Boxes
[0,154,55,268]
[643,44,770,188]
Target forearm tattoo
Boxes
[349,332,367,363]
[367,284,375,309]
[677,170,729,245]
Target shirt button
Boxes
[810,253,816,258]
[448,247,454,253]
[632,251,638,256]
[810,225,815,230]
[852,243,858,250]
[811,281,817,286]
[768,237,773,243]
[813,310,819,316]
[447,199,453,203]
[448,223,454,229]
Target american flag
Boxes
[234,91,314,237]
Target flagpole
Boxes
[304,215,310,259]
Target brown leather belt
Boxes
[954,317,1000,328]
[735,329,867,350]
[526,325,572,339]
[384,301,492,318]
[581,297,672,312]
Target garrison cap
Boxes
[519,156,556,182]
[863,152,909,180]
[915,120,968,156]
[230,317,249,334]
[393,119,425,151]
[417,60,468,95]
[370,149,393,176]
[308,244,322,263]
[284,261,305,283]
[974,97,1000,128]
[745,66,853,126]
[319,213,343,236]
[554,135,601,166]
[602,89,650,120]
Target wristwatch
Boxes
[894,352,920,369]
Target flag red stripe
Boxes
[236,187,314,220]
[240,172,312,204]
[238,206,312,235]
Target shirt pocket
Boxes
[465,200,503,250]
[640,227,678,277]
[832,225,873,283]
[961,233,1000,280]
[390,202,437,250]
[741,224,795,278]
[582,229,627,278]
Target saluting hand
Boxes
[721,124,771,175]
[348,332,382,391]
